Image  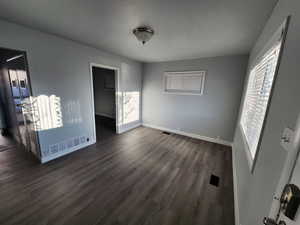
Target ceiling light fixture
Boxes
[133,26,154,45]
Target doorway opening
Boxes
[91,64,119,141]
[0,47,40,157]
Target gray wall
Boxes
[233,0,300,225]
[93,67,116,119]
[142,55,248,142]
[0,19,142,161]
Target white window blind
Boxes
[163,71,205,95]
[240,41,282,160]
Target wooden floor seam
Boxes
[0,124,234,225]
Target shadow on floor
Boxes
[0,132,16,152]
[95,115,117,141]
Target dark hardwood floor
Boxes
[95,115,116,140]
[0,132,17,152]
[0,124,234,225]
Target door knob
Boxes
[263,217,277,225]
[263,217,286,225]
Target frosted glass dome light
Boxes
[133,26,154,45]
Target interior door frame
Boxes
[89,63,121,140]
[21,51,42,159]
[0,47,41,159]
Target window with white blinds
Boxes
[163,71,205,95]
[240,41,282,160]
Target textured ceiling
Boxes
[0,0,278,62]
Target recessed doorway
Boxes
[0,47,40,157]
[90,63,120,141]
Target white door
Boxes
[266,113,300,225]
[281,158,300,224]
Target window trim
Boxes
[239,17,290,173]
[163,71,206,95]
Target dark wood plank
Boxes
[0,124,234,225]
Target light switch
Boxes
[281,127,294,151]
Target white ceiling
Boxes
[0,0,278,62]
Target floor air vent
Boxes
[209,174,220,187]
[162,131,171,135]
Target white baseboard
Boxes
[95,112,115,119]
[118,121,142,134]
[142,123,232,147]
[41,139,96,163]
[232,145,240,225]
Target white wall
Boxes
[0,19,142,162]
[93,67,116,119]
[142,55,248,143]
[233,1,300,225]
